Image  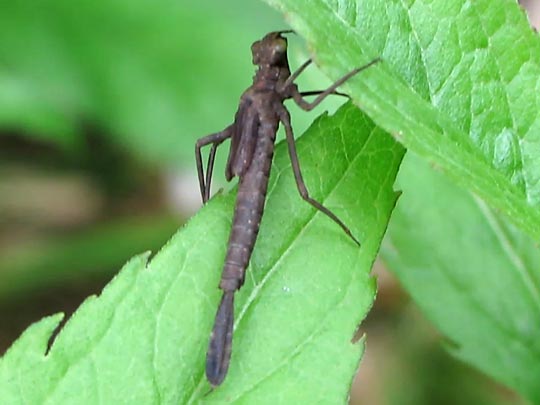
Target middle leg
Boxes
[292,58,381,111]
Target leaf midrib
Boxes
[473,196,540,315]
[228,248,363,403]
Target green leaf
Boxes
[0,103,403,403]
[264,0,540,242]
[382,154,540,403]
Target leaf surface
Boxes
[265,0,540,241]
[0,103,403,404]
[382,154,540,403]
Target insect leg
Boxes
[292,57,381,111]
[299,90,348,98]
[279,58,312,92]
[204,143,220,203]
[277,106,361,246]
[195,126,233,203]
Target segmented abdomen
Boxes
[219,124,276,292]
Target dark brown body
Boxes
[220,113,276,292]
[195,31,379,387]
[221,69,290,292]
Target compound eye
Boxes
[273,38,287,54]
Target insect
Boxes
[195,30,379,387]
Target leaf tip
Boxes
[1,312,64,362]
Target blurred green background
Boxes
[0,1,530,403]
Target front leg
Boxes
[195,126,233,203]
[279,59,312,93]
[299,90,349,98]
[292,57,381,111]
